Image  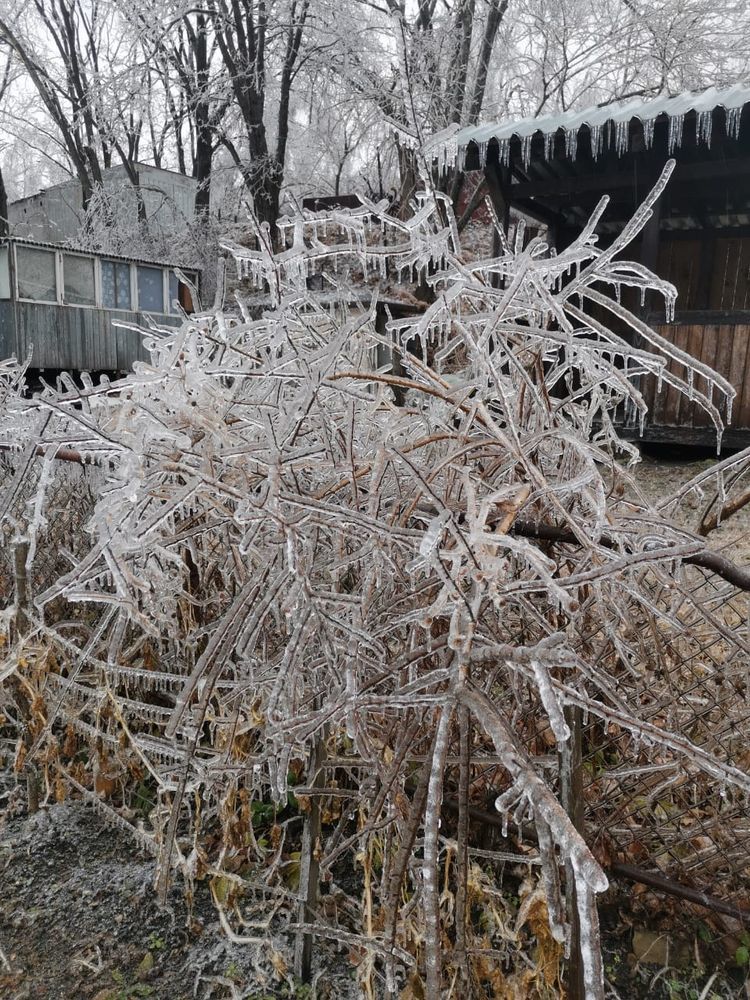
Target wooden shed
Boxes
[433,83,750,446]
[0,238,198,378]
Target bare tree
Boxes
[129,0,232,219]
[207,0,311,227]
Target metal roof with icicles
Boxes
[426,83,750,171]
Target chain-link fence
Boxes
[2,450,749,932]
[0,452,98,605]
[581,565,750,906]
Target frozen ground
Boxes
[630,448,750,559]
[0,786,746,1000]
[0,788,354,1000]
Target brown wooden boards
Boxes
[640,322,749,434]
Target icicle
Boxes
[275,744,291,803]
[642,117,655,149]
[695,108,713,148]
[531,659,570,747]
[565,128,578,160]
[521,133,532,168]
[345,653,357,740]
[614,119,629,156]
[667,113,685,155]
[726,105,742,140]
[572,872,606,999]
[544,131,555,161]
[514,219,526,254]
[589,124,602,160]
[497,137,510,166]
[536,821,566,942]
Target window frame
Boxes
[61,249,99,308]
[135,263,166,314]
[100,258,135,312]
[14,244,60,305]
[11,240,191,315]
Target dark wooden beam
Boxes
[694,229,716,310]
[483,160,510,229]
[655,224,750,241]
[639,189,662,316]
[508,155,750,201]
[484,161,510,286]
[510,196,571,233]
[648,308,750,324]
[618,424,750,447]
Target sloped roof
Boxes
[427,83,750,170]
[0,235,201,272]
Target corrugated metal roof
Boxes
[427,83,750,170]
[0,234,201,272]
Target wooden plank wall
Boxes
[657,236,750,311]
[657,240,703,309]
[641,322,750,429]
[709,238,750,310]
[9,302,182,372]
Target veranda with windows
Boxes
[0,238,198,376]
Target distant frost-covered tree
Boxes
[3,161,750,998]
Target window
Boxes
[165,269,197,314]
[165,273,196,314]
[63,254,96,306]
[180,274,195,313]
[169,272,179,313]
[101,260,132,310]
[17,246,56,301]
[137,265,164,312]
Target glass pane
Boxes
[63,254,96,306]
[17,247,56,301]
[101,260,116,308]
[116,263,131,309]
[137,265,163,312]
[169,272,179,313]
[102,261,132,309]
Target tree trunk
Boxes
[0,163,9,237]
[192,12,213,220]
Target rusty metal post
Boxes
[294,736,326,982]
[13,539,39,814]
[12,540,29,638]
[560,705,585,1000]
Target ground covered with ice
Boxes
[0,791,355,1000]
[632,447,750,558]
[1,778,747,999]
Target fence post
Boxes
[560,705,585,1000]
[294,734,326,982]
[13,540,29,638]
[13,539,39,814]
